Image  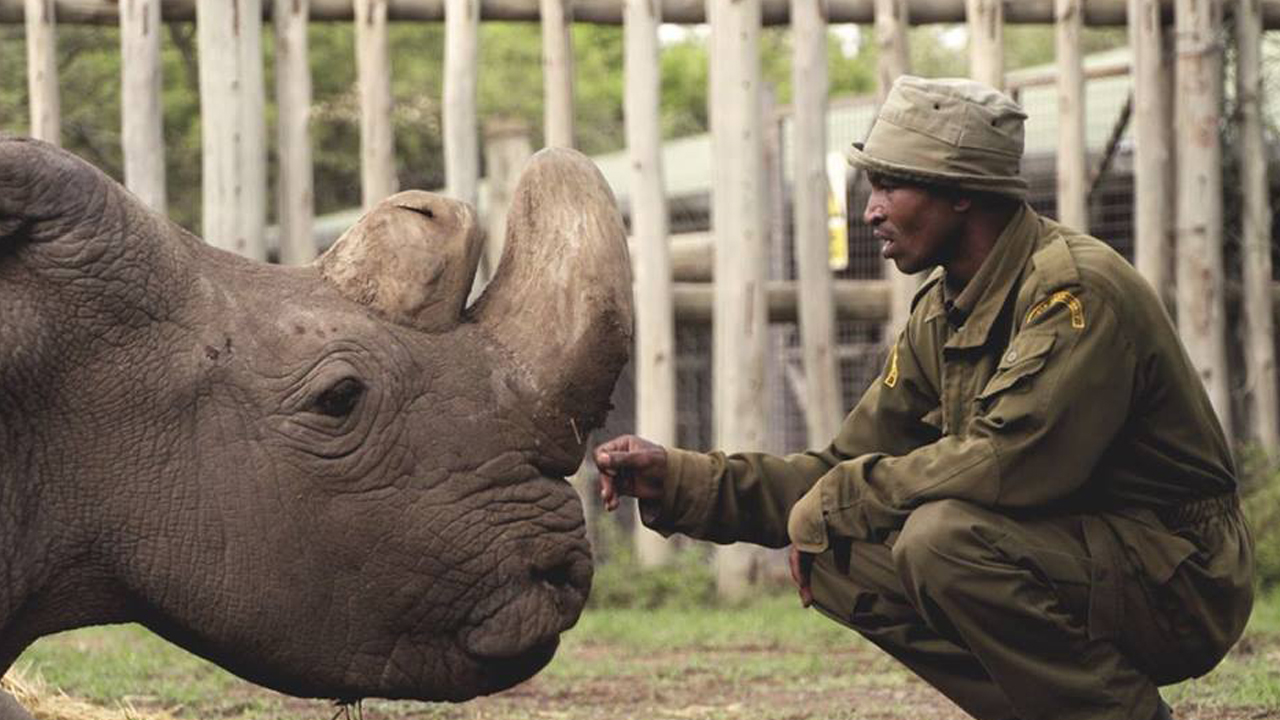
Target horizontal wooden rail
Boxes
[7,0,1280,26]
[674,280,891,324]
[673,281,1280,326]
[628,232,712,282]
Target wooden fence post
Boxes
[24,0,59,143]
[1236,0,1279,451]
[119,0,165,213]
[1174,0,1231,438]
[541,0,575,147]
[875,0,916,343]
[356,0,397,209]
[708,0,767,601]
[625,0,675,566]
[793,0,843,447]
[197,0,267,260]
[1055,0,1087,230]
[481,118,532,277]
[445,0,482,283]
[274,0,316,264]
[965,0,1003,89]
[1129,0,1173,307]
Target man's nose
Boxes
[863,193,885,226]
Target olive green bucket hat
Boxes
[847,76,1029,199]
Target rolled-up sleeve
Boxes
[789,288,1136,546]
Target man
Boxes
[594,76,1253,720]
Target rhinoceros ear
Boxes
[0,134,197,372]
[316,191,483,333]
[0,134,74,246]
[0,134,181,272]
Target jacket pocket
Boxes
[976,331,1057,401]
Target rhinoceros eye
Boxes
[312,377,365,418]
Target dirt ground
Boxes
[243,643,1280,720]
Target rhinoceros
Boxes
[0,135,632,718]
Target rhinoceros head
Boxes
[0,135,631,702]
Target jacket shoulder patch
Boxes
[884,343,900,387]
[1025,290,1086,330]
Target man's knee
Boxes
[892,498,994,578]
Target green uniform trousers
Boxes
[806,496,1252,720]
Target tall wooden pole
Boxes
[1236,0,1279,451]
[119,0,165,212]
[965,0,1002,89]
[875,0,915,343]
[481,119,532,276]
[197,0,267,260]
[274,0,316,264]
[625,0,675,565]
[1054,0,1086,230]
[1128,0,1173,307]
[356,0,397,208]
[793,0,842,447]
[23,0,58,143]
[708,0,766,601]
[1174,0,1230,438]
[540,0,575,147]
[445,0,481,277]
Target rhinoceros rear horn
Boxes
[472,148,633,469]
[316,191,483,333]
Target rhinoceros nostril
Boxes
[530,558,574,589]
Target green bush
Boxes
[587,520,718,610]
[1239,447,1280,589]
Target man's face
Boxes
[862,176,965,275]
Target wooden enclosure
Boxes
[6,0,1280,594]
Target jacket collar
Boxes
[927,203,1037,350]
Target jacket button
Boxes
[1005,350,1018,363]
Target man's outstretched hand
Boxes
[789,546,815,608]
[593,434,667,512]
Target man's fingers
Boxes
[598,472,619,512]
[598,450,654,472]
[789,547,814,608]
[799,553,814,607]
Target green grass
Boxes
[565,593,852,651]
[1163,587,1280,711]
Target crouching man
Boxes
[594,76,1252,720]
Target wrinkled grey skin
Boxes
[0,135,632,715]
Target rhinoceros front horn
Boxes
[472,147,633,472]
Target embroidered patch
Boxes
[1025,290,1086,330]
[884,344,900,388]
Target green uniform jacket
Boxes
[644,205,1247,601]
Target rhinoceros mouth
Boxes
[459,542,591,664]
[468,635,561,693]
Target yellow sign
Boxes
[827,189,849,271]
